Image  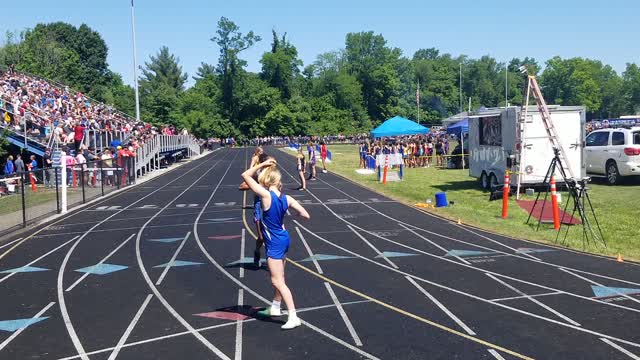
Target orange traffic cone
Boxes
[616,254,623,263]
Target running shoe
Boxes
[281,317,302,330]
[322,170,327,173]
[257,307,282,317]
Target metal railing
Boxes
[0,158,132,236]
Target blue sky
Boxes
[3,0,638,87]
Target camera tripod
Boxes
[526,148,605,249]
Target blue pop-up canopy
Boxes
[370,116,430,138]
[446,118,469,137]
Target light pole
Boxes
[130,0,141,123]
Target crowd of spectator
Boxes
[586,118,640,134]
[0,68,190,154]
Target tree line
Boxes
[1,19,639,140]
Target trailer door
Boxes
[521,111,582,182]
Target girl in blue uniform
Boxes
[242,159,310,330]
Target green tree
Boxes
[622,63,640,114]
[211,17,261,126]
[345,32,401,123]
[139,46,187,125]
[540,57,626,118]
[260,30,302,100]
[194,62,216,81]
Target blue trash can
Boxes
[435,192,448,207]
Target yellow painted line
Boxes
[240,178,534,360]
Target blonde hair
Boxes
[297,148,304,158]
[258,166,282,189]
[254,146,263,156]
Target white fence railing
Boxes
[134,135,202,179]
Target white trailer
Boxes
[468,106,586,191]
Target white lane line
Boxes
[66,234,135,292]
[398,223,472,265]
[194,192,379,359]
[55,150,227,360]
[107,294,153,360]
[488,349,507,360]
[0,236,78,285]
[294,221,640,349]
[559,268,640,306]
[347,225,398,269]
[490,291,564,302]
[289,157,640,290]
[234,289,244,360]
[135,152,236,360]
[324,282,363,346]
[453,225,541,261]
[0,302,55,351]
[239,229,245,279]
[55,300,372,360]
[295,227,323,274]
[278,160,640,316]
[0,237,23,250]
[349,225,481,340]
[485,273,581,326]
[601,338,640,360]
[295,227,363,346]
[58,238,90,360]
[405,276,477,335]
[294,199,640,317]
[155,232,191,286]
[34,221,237,239]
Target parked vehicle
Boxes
[467,106,585,191]
[585,127,640,185]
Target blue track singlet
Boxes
[260,191,290,260]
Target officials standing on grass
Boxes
[241,158,310,330]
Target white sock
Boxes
[287,309,297,319]
[271,300,281,311]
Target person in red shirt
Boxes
[320,141,328,174]
[73,120,85,153]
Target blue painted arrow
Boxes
[300,254,355,262]
[0,266,49,274]
[148,237,184,243]
[226,257,266,266]
[74,263,128,275]
[445,250,498,257]
[591,285,640,298]
[0,317,49,332]
[154,260,203,268]
[375,251,419,258]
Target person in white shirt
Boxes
[75,150,88,187]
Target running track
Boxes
[1,147,640,359]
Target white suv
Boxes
[585,127,640,184]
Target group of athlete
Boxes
[359,135,450,169]
[240,146,311,330]
[295,141,328,191]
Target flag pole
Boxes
[417,79,420,123]
[130,0,141,123]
